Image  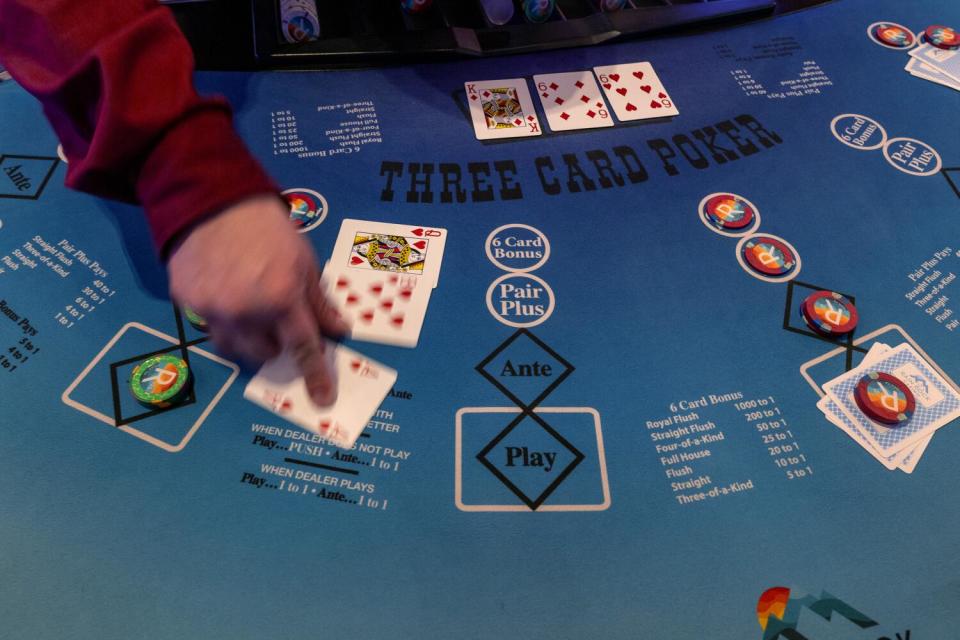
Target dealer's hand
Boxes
[167,194,348,405]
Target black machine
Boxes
[167,0,828,69]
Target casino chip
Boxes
[130,355,192,409]
[704,194,756,231]
[741,235,796,277]
[400,0,433,13]
[873,23,915,48]
[280,0,320,44]
[854,372,916,427]
[923,25,960,50]
[282,187,328,233]
[523,0,555,23]
[799,290,858,337]
[182,307,209,333]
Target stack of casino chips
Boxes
[741,235,796,278]
[798,290,859,338]
[854,372,916,427]
[922,25,960,50]
[279,0,320,44]
[130,355,193,409]
[703,194,756,233]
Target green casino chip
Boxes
[130,355,192,408]
[182,306,209,332]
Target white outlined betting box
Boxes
[62,322,239,452]
[456,407,611,512]
[799,323,960,398]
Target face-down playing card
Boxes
[817,343,931,472]
[909,43,960,84]
[823,342,960,457]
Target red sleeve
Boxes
[0,0,279,258]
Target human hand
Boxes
[167,194,347,405]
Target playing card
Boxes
[820,396,932,473]
[819,396,894,470]
[898,431,933,474]
[465,79,543,140]
[244,342,397,450]
[816,343,927,472]
[905,57,960,91]
[322,262,432,348]
[329,219,448,288]
[824,342,960,457]
[592,61,679,121]
[817,343,932,474]
[532,71,614,132]
[908,43,960,84]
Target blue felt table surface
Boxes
[1,0,959,637]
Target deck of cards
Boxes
[906,43,960,92]
[818,342,960,473]
[244,218,448,449]
[466,61,678,139]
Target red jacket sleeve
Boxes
[0,0,278,258]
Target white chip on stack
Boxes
[279,0,321,44]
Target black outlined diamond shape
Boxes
[943,167,960,200]
[0,155,59,200]
[476,412,585,511]
[107,305,209,426]
[782,280,866,371]
[476,329,574,411]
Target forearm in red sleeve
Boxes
[0,0,278,258]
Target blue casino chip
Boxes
[523,0,555,23]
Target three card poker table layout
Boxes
[2,0,959,638]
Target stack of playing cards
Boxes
[466,61,678,140]
[818,342,960,473]
[322,219,447,348]
[243,219,447,449]
[906,43,960,92]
